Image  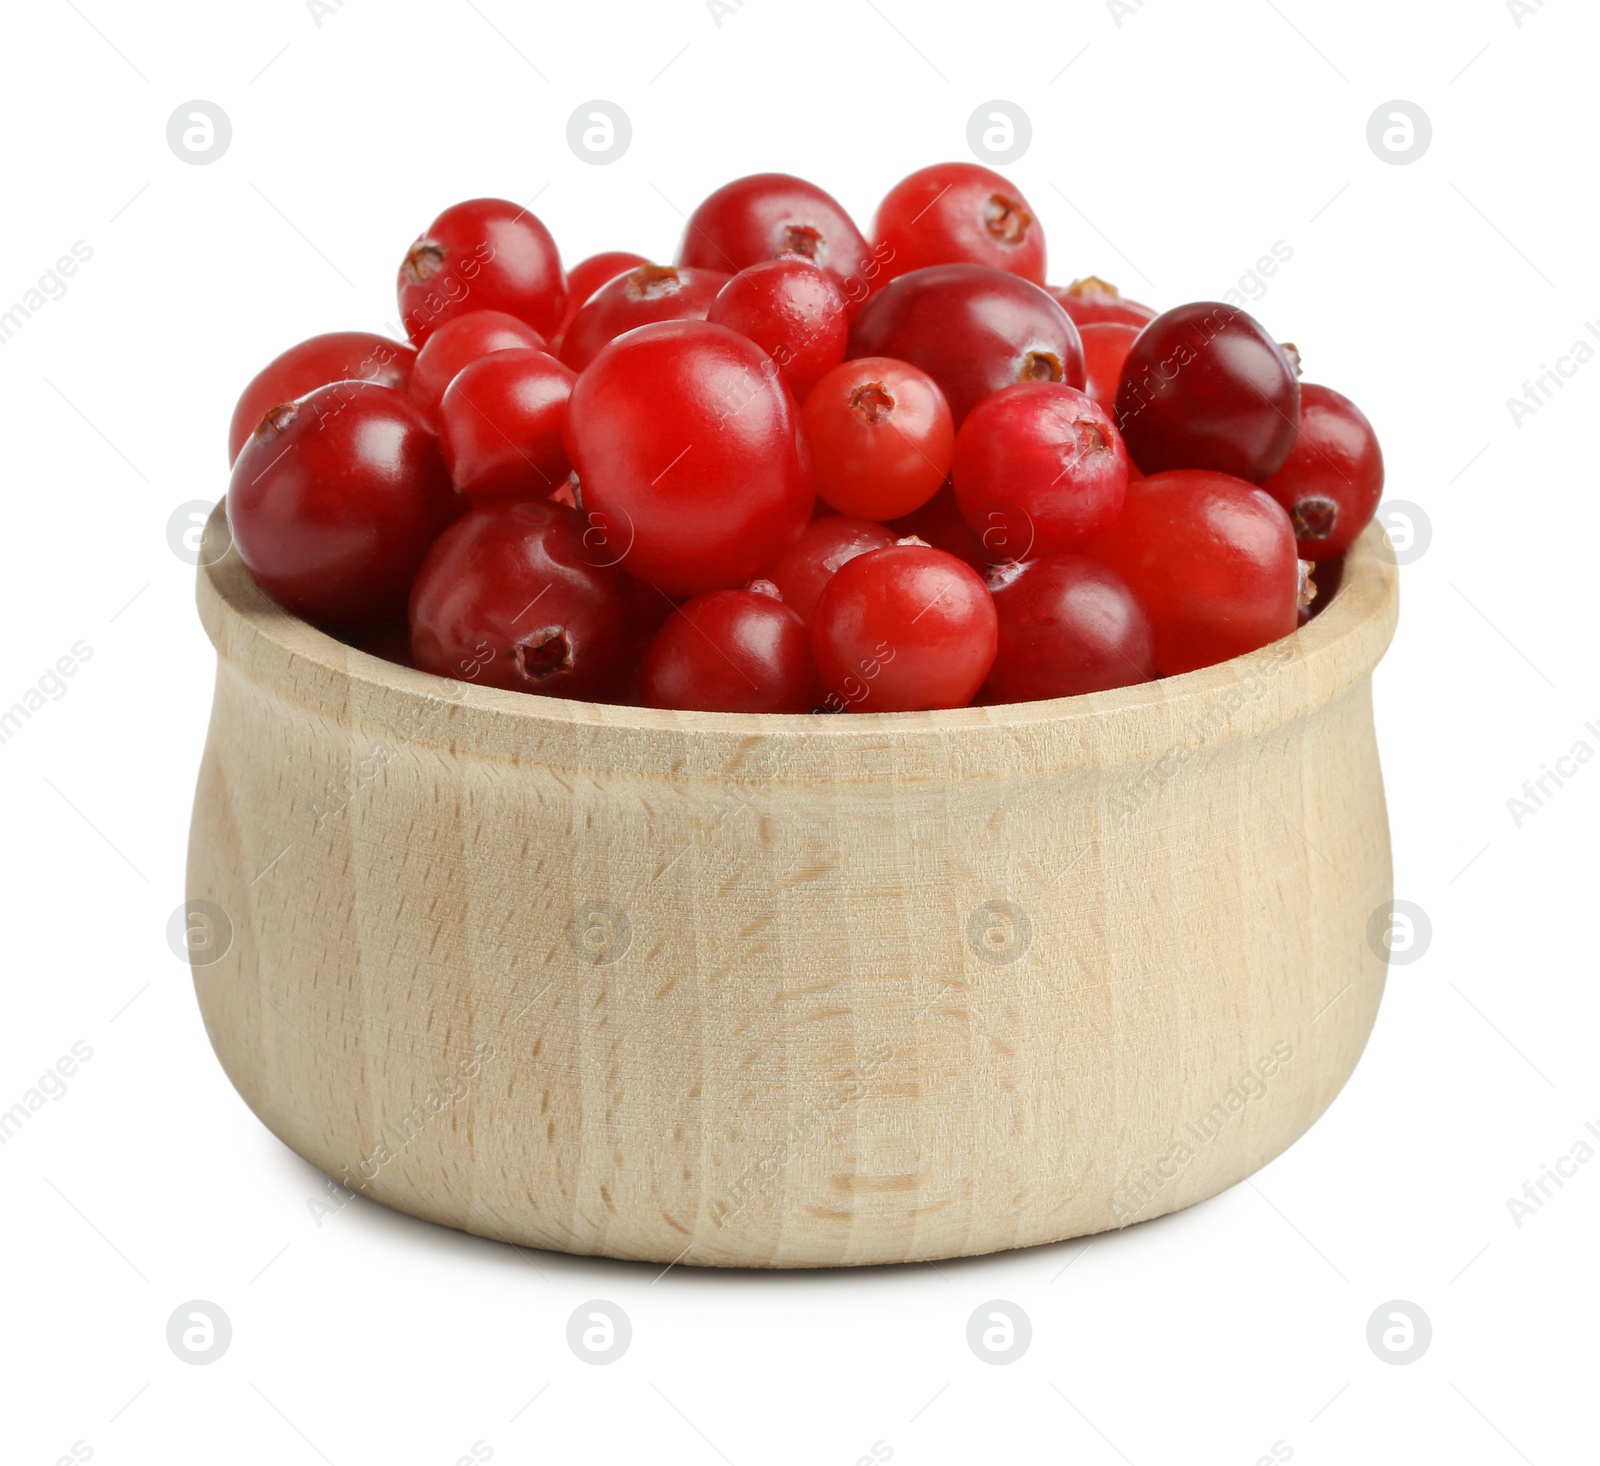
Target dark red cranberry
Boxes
[641,585,817,713]
[983,555,1154,702]
[408,499,631,699]
[1113,302,1301,482]
[846,263,1085,426]
[228,382,457,627]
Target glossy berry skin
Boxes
[802,357,953,520]
[847,264,1085,426]
[871,162,1045,287]
[559,264,731,372]
[557,250,651,336]
[563,320,811,597]
[676,172,877,305]
[708,258,849,400]
[228,382,457,627]
[228,332,415,465]
[1260,384,1384,561]
[438,348,575,501]
[765,515,897,625]
[641,587,816,713]
[983,555,1154,703]
[410,310,548,416]
[812,544,997,712]
[1049,277,1156,328]
[409,499,630,699]
[1114,302,1301,482]
[1084,470,1300,676]
[397,198,565,345]
[1079,322,1141,411]
[952,382,1129,559]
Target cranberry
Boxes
[765,515,897,625]
[1300,552,1344,624]
[983,555,1154,703]
[708,258,849,400]
[871,162,1046,287]
[951,382,1128,559]
[409,309,548,416]
[886,481,991,571]
[409,499,630,699]
[1079,321,1141,411]
[557,250,651,337]
[802,357,953,520]
[812,543,997,712]
[558,264,730,372]
[641,585,816,713]
[563,320,811,596]
[846,264,1084,426]
[676,172,878,305]
[438,348,575,501]
[228,332,415,465]
[228,382,457,627]
[397,198,565,345]
[1260,384,1384,561]
[1084,469,1299,675]
[1114,302,1301,482]
[1049,277,1156,328]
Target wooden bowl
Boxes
[188,508,1398,1267]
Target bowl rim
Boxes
[197,502,1398,765]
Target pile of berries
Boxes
[226,163,1384,714]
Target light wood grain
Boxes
[187,508,1399,1267]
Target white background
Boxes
[1,0,1595,1461]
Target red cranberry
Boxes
[557,250,651,337]
[846,263,1085,426]
[228,382,457,627]
[1260,384,1385,561]
[1049,277,1157,327]
[1084,469,1300,675]
[951,382,1129,559]
[1079,321,1141,411]
[641,586,816,713]
[409,499,631,698]
[708,258,849,400]
[871,162,1046,286]
[228,332,415,465]
[438,348,575,501]
[563,320,811,596]
[676,172,878,305]
[410,310,547,416]
[765,515,897,625]
[983,555,1154,702]
[812,543,997,712]
[802,357,953,520]
[1113,302,1301,482]
[558,264,730,372]
[397,198,566,344]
